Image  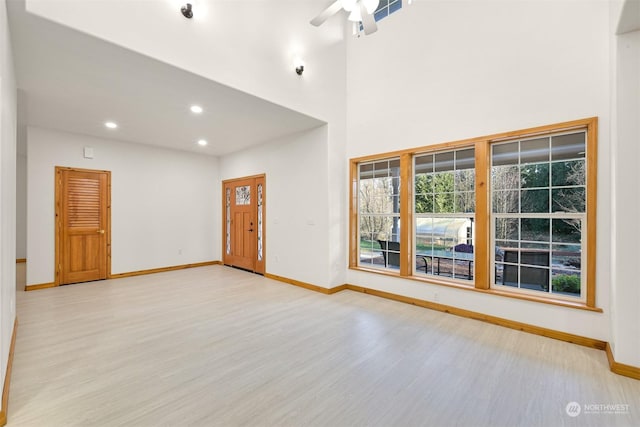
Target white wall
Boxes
[0,0,17,405]
[16,151,26,259]
[26,127,220,285]
[610,22,640,367]
[345,0,612,341]
[221,126,332,287]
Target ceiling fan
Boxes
[310,0,380,35]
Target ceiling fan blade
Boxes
[360,1,378,35]
[310,1,343,27]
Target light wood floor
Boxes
[8,265,640,426]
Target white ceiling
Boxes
[618,0,640,34]
[8,1,335,157]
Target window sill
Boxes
[349,265,603,313]
[477,287,603,312]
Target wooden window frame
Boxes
[349,117,600,312]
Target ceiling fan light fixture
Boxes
[347,10,362,22]
[346,0,379,22]
[341,0,357,12]
[310,0,379,34]
[363,0,380,14]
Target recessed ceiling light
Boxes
[190,105,203,114]
[197,139,207,146]
[104,121,118,129]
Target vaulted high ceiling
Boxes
[8,0,345,156]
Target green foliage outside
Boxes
[415,171,474,214]
[552,274,581,294]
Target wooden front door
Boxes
[56,167,110,285]
[223,175,265,274]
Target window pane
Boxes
[455,192,475,213]
[373,161,390,177]
[521,218,549,242]
[503,247,519,264]
[521,241,551,250]
[374,9,387,21]
[492,142,519,166]
[415,154,434,175]
[520,137,549,164]
[434,171,454,193]
[552,187,585,213]
[493,190,519,213]
[552,219,581,244]
[492,165,520,190]
[521,189,549,213]
[235,185,250,205]
[391,195,400,214]
[415,172,433,194]
[359,163,374,179]
[378,238,400,269]
[552,132,585,160]
[552,270,581,297]
[552,244,581,271]
[359,234,378,267]
[415,217,434,252]
[501,263,518,286]
[391,177,400,195]
[434,193,454,213]
[435,152,455,172]
[455,169,475,192]
[520,266,549,292]
[359,158,401,219]
[520,248,550,267]
[415,217,474,281]
[455,148,475,170]
[495,218,519,241]
[415,193,434,214]
[552,160,585,187]
[372,178,393,213]
[520,163,549,188]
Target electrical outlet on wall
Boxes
[178,248,182,255]
[433,292,439,302]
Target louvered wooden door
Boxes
[57,168,109,285]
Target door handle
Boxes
[248,228,254,232]
[97,230,105,234]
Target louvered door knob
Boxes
[98,230,105,234]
